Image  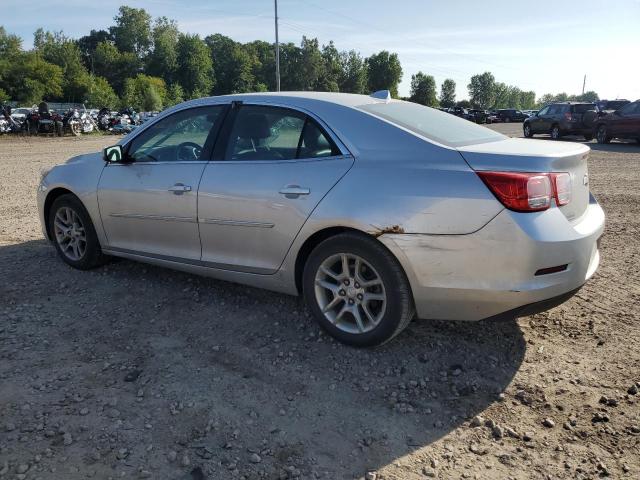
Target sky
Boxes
[4,0,640,101]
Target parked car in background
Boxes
[524,102,598,140]
[593,100,640,144]
[468,109,492,124]
[596,99,630,114]
[449,106,475,121]
[10,107,33,123]
[496,109,529,122]
[38,92,604,347]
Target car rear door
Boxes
[97,105,226,260]
[616,102,640,137]
[197,103,354,274]
[529,106,549,133]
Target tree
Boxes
[519,91,536,109]
[165,83,184,106]
[33,29,92,102]
[576,90,599,102]
[122,74,166,111]
[338,50,367,94]
[206,34,259,94]
[175,33,214,98]
[85,76,118,107]
[0,51,63,104]
[93,41,139,94]
[409,72,437,107]
[317,41,341,92]
[366,51,402,97]
[468,72,496,109]
[456,99,472,109]
[439,79,456,108]
[147,17,179,84]
[110,6,152,57]
[77,29,112,69]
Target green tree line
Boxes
[0,6,600,111]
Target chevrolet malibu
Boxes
[38,91,605,346]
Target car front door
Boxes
[97,105,226,260]
[197,103,354,274]
[614,102,639,137]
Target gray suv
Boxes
[524,102,597,140]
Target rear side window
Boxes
[572,104,594,114]
[225,105,339,161]
[358,101,505,148]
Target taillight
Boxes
[477,171,572,212]
[550,172,571,206]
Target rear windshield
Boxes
[358,101,505,148]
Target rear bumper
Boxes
[380,199,605,321]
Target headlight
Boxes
[38,167,52,191]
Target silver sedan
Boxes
[37,92,605,346]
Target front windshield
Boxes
[358,101,506,147]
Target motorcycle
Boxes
[60,108,83,136]
[0,105,23,134]
[23,102,62,136]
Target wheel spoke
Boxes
[322,295,344,313]
[319,265,341,282]
[315,279,338,293]
[335,303,350,322]
[362,303,377,324]
[360,278,382,288]
[340,254,350,278]
[353,306,365,332]
[364,292,385,302]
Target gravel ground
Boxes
[0,126,638,480]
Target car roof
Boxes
[202,91,387,109]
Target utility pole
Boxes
[582,74,586,95]
[274,0,281,92]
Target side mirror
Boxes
[103,145,124,163]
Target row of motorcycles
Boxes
[0,103,140,136]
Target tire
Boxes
[70,120,81,136]
[504,117,511,123]
[550,124,561,140]
[49,194,107,270]
[55,121,64,137]
[302,232,415,347]
[596,125,611,144]
[523,123,533,138]
[584,134,593,141]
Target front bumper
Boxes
[380,199,605,321]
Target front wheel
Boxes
[303,233,414,347]
[523,123,534,138]
[596,125,611,144]
[49,194,107,269]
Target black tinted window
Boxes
[572,104,594,114]
[299,119,340,158]
[619,102,637,115]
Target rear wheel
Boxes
[550,124,561,140]
[596,125,611,144]
[523,123,533,138]
[303,232,414,347]
[49,194,107,269]
[504,117,511,123]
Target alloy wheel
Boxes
[314,253,387,334]
[53,206,87,261]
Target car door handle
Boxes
[168,183,192,194]
[279,185,310,197]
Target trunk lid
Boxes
[457,138,590,222]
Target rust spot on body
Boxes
[370,224,405,237]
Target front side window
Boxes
[127,106,224,162]
[537,106,550,115]
[225,105,339,161]
[359,101,505,147]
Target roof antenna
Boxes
[370,90,391,101]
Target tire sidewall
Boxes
[523,124,532,137]
[49,195,103,269]
[551,125,560,139]
[302,234,412,347]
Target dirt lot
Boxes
[0,126,638,480]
